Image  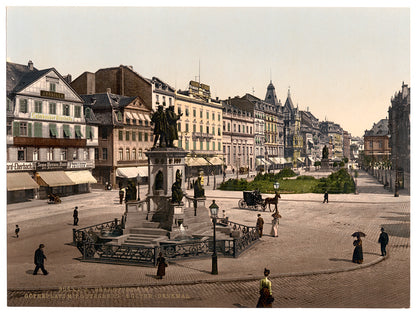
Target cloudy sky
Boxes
[5,2,412,137]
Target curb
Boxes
[7,255,386,292]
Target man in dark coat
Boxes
[323,191,329,203]
[378,227,389,256]
[33,244,48,275]
[73,207,79,226]
[166,106,182,147]
[151,105,168,147]
[256,214,264,238]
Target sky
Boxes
[4,1,413,137]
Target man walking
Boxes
[256,214,264,238]
[73,207,79,226]
[323,190,329,203]
[15,225,20,238]
[378,227,389,256]
[33,244,48,275]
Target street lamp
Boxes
[273,182,280,191]
[209,200,219,275]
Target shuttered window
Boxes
[63,125,71,138]
[49,124,57,138]
[34,122,42,137]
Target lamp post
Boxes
[209,200,219,275]
[273,182,280,191]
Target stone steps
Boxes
[129,227,169,236]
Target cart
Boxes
[238,190,266,211]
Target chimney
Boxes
[28,60,34,70]
[63,74,72,83]
[107,88,111,93]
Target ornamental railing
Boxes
[73,218,259,265]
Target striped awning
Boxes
[116,167,140,179]
[185,157,211,167]
[132,112,140,120]
[65,170,97,184]
[7,173,39,191]
[206,156,224,166]
[125,112,133,119]
[36,171,75,187]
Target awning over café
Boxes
[7,172,39,191]
[206,156,224,166]
[36,171,75,187]
[137,166,148,177]
[65,170,97,184]
[116,167,140,179]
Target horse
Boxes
[264,193,281,212]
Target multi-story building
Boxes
[320,121,344,160]
[363,119,391,165]
[350,136,364,161]
[81,91,153,188]
[222,98,255,172]
[151,77,176,111]
[388,82,410,190]
[6,61,98,202]
[176,81,223,176]
[343,130,351,161]
[300,109,321,164]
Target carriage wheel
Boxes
[238,199,246,209]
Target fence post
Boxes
[233,240,236,258]
[72,228,76,244]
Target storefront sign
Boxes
[36,161,67,170]
[67,161,94,169]
[7,162,36,171]
[31,112,73,122]
[40,90,65,99]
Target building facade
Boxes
[363,119,391,166]
[7,61,98,202]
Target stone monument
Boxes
[320,145,330,170]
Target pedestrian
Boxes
[256,214,264,238]
[33,244,48,275]
[378,227,389,256]
[119,187,125,204]
[323,190,329,203]
[156,252,168,279]
[270,210,281,237]
[73,207,79,226]
[352,235,363,264]
[256,268,274,308]
[15,225,20,238]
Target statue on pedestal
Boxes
[151,105,168,147]
[166,105,183,147]
[125,180,137,202]
[171,170,183,203]
[322,145,329,159]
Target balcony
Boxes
[13,137,87,148]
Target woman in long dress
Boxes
[270,209,280,237]
[156,252,168,279]
[256,268,274,308]
[352,236,363,264]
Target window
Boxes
[193,109,196,117]
[125,131,130,141]
[117,112,123,122]
[7,121,12,135]
[132,119,136,125]
[85,108,91,119]
[19,122,27,136]
[119,130,123,141]
[49,103,56,115]
[33,149,39,161]
[49,124,57,138]
[126,118,131,124]
[212,126,215,135]
[185,108,189,116]
[218,142,221,151]
[50,83,56,92]
[126,149,130,160]
[118,148,123,161]
[218,113,221,121]
[63,125,71,138]
[138,132,143,141]
[138,149,143,159]
[156,95,159,104]
[212,113,215,120]
[102,148,108,160]
[178,138,182,148]
[206,126,209,134]
[200,141,203,150]
[177,122,181,132]
[72,149,77,160]
[19,99,28,113]
[144,133,148,141]
[132,132,136,141]
[74,106,81,118]
[47,148,54,161]
[35,101,43,113]
[200,125,203,133]
[86,125,93,140]
[185,140,189,150]
[206,141,210,151]
[379,140,383,149]
[95,148,99,160]
[18,148,25,161]
[84,149,89,160]
[101,126,108,139]
[63,104,70,116]
[169,98,172,106]
[206,111,209,120]
[7,98,12,112]
[61,149,67,161]
[218,128,221,136]
[193,124,196,132]
[193,141,197,150]
[75,125,83,139]
[200,110,203,118]
[185,123,189,132]
[132,149,136,160]
[228,123,230,132]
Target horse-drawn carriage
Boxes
[238,190,281,211]
[238,190,266,211]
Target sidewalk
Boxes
[7,170,410,291]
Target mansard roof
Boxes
[227,96,255,113]
[151,76,175,92]
[364,118,389,137]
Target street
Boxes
[7,170,410,308]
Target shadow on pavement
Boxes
[380,223,410,238]
[170,262,212,275]
[329,258,351,263]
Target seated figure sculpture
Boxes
[193,173,205,198]
[171,170,183,204]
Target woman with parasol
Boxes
[352,231,365,264]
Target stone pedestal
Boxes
[321,158,330,171]
[124,201,143,234]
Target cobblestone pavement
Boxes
[7,170,411,308]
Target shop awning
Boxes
[262,158,272,165]
[137,166,148,177]
[206,156,224,166]
[116,167,140,179]
[36,171,75,187]
[65,170,97,184]
[255,158,263,166]
[7,172,39,191]
[185,157,211,167]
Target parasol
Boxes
[351,231,366,237]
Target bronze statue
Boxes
[166,106,183,147]
[151,105,168,147]
[171,170,183,203]
[125,180,137,202]
[322,145,329,159]
[193,172,205,198]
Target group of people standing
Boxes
[352,227,389,264]
[256,209,281,238]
